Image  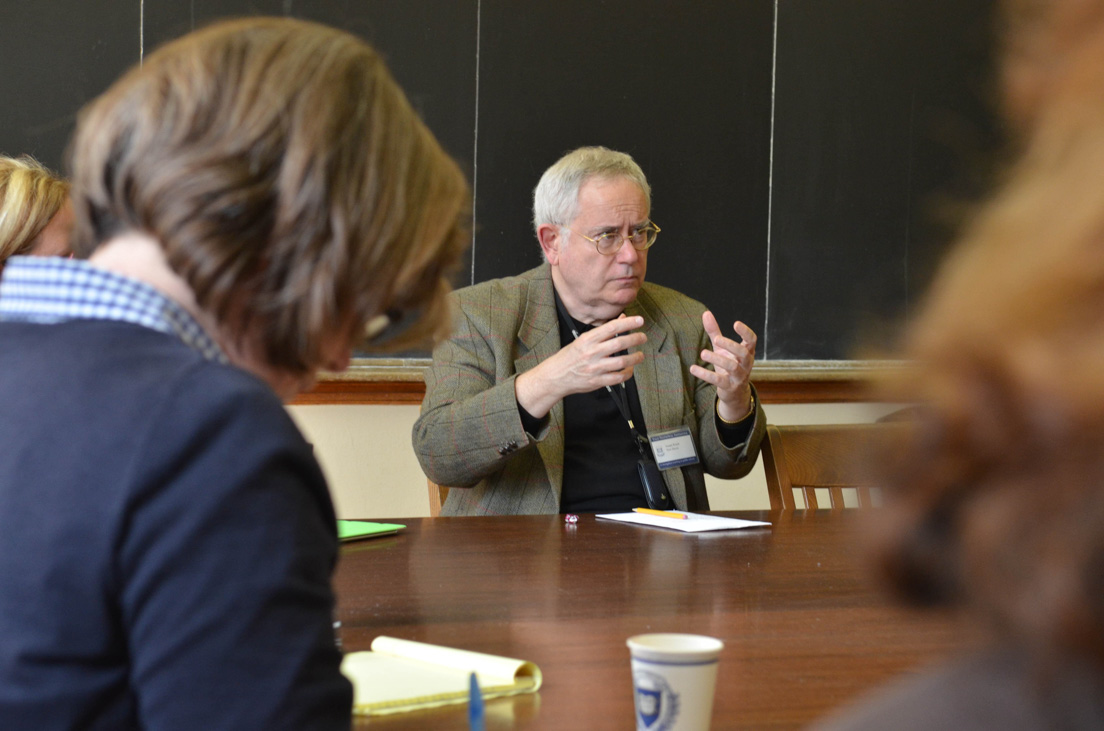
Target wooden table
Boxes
[334,511,962,729]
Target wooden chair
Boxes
[427,480,450,517]
[762,423,898,510]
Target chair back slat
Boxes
[764,424,899,510]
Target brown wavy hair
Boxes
[0,155,69,263]
[69,17,469,373]
[876,0,1104,670]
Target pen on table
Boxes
[634,507,688,520]
[468,672,485,731]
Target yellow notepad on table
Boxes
[341,636,542,716]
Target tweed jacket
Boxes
[412,263,766,516]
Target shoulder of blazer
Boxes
[449,264,555,347]
[451,264,548,308]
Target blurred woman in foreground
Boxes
[0,17,468,730]
[818,1,1104,728]
[0,155,72,265]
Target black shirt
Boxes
[555,308,652,514]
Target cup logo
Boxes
[633,669,680,730]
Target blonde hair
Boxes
[0,155,69,264]
[70,17,469,373]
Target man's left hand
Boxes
[689,311,756,423]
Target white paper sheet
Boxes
[595,511,771,533]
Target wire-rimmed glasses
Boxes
[568,221,661,256]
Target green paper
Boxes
[338,520,405,542]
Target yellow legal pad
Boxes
[341,636,542,716]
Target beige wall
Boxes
[287,402,900,520]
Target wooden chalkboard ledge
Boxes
[289,359,909,406]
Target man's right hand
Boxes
[514,315,647,419]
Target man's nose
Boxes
[615,237,639,263]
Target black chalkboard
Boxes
[0,0,1001,362]
[769,0,1001,358]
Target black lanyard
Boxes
[553,294,672,509]
[553,294,651,460]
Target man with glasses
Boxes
[413,146,765,516]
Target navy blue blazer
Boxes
[0,319,351,729]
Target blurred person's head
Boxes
[999,0,1104,137]
[0,155,72,263]
[69,17,469,398]
[875,0,1104,673]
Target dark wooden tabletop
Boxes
[334,511,963,729]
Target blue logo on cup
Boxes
[633,669,680,730]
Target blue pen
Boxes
[468,671,485,731]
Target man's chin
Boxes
[610,281,641,302]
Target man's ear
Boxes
[537,224,562,265]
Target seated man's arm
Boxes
[690,311,766,478]
[513,314,646,417]
[412,315,536,487]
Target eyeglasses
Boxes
[567,221,661,256]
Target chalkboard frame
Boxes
[301,358,902,405]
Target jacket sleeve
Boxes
[411,300,548,488]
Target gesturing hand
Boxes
[689,311,756,423]
[515,315,647,419]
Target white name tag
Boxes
[648,427,700,470]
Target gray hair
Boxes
[532,146,651,235]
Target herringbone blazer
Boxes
[412,264,766,516]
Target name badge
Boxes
[648,427,700,470]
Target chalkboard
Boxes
[769,0,1001,358]
[0,0,1001,362]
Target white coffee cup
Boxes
[627,633,724,731]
